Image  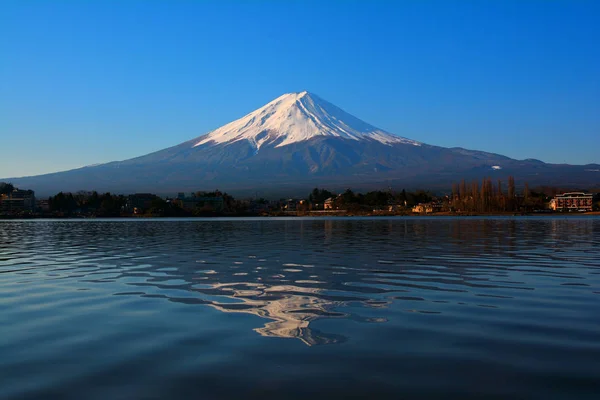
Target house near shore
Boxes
[412,201,444,214]
[549,192,593,212]
[324,197,335,210]
[0,189,36,214]
[283,199,298,211]
[412,203,433,213]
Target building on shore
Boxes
[283,199,298,211]
[0,189,36,214]
[412,201,443,214]
[549,192,593,212]
[412,203,433,214]
[324,197,335,210]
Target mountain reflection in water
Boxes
[3,217,594,345]
[110,217,597,346]
[1,217,600,400]
[206,282,347,345]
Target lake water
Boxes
[1,217,599,399]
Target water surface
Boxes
[1,217,599,399]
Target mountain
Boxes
[4,91,599,196]
[192,91,420,149]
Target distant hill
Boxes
[5,91,599,196]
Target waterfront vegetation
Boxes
[1,178,599,218]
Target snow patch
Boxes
[491,165,502,170]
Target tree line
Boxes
[306,187,433,212]
[451,176,549,213]
[46,190,249,217]
[49,192,128,216]
[2,180,599,217]
[306,176,577,214]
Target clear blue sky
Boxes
[1,0,599,178]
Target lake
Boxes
[1,217,599,399]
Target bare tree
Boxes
[508,176,515,211]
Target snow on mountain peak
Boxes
[193,91,420,151]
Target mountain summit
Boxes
[4,92,599,196]
[193,91,420,151]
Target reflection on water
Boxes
[1,217,600,399]
[207,283,346,346]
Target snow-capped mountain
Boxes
[4,91,599,196]
[194,91,419,150]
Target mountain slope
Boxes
[4,91,599,196]
[193,91,420,150]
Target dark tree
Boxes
[398,189,407,206]
[49,192,78,213]
[340,189,357,205]
[308,188,334,204]
[0,182,15,195]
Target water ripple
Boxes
[1,217,600,399]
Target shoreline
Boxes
[1,211,599,220]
